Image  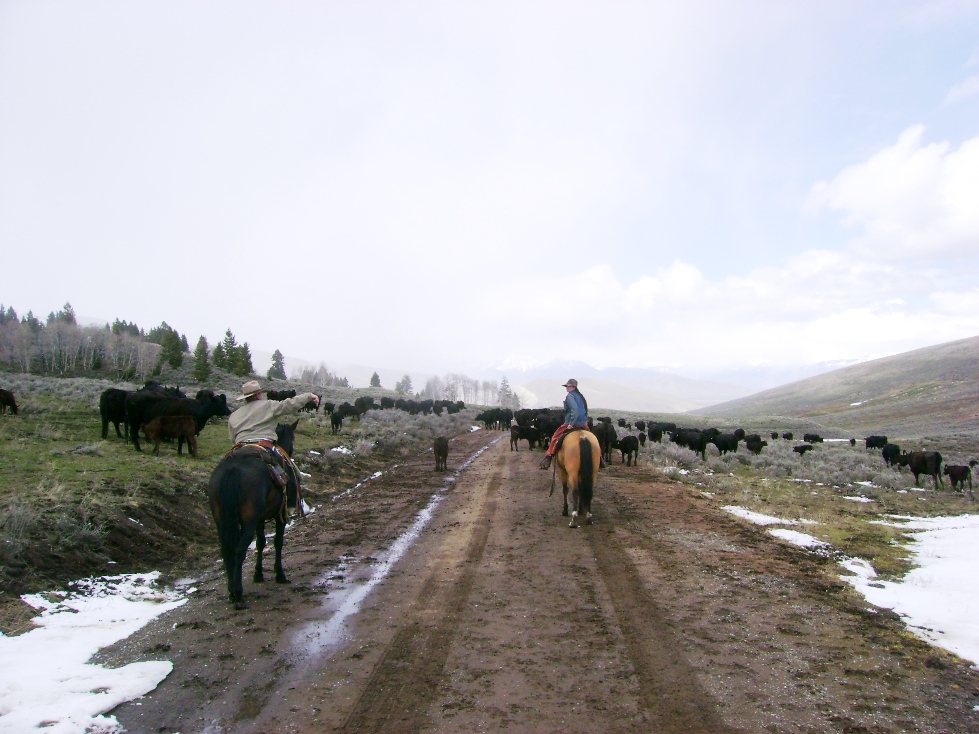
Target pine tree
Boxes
[221,329,238,359]
[159,329,184,369]
[232,342,254,377]
[267,349,286,380]
[212,342,227,370]
[370,371,381,387]
[193,336,211,382]
[395,374,413,394]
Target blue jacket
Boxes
[564,390,588,426]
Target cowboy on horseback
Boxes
[228,380,319,445]
[540,378,588,470]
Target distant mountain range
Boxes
[693,335,979,438]
[488,360,752,412]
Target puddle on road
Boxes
[291,436,503,658]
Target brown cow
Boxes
[0,389,18,415]
[142,415,198,457]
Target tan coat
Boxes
[228,393,316,444]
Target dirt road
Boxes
[107,431,979,733]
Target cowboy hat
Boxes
[238,380,264,400]
[562,378,578,387]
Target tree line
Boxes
[0,302,259,382]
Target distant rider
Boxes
[540,378,589,470]
[228,380,319,445]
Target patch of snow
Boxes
[299,471,312,479]
[127,518,142,527]
[850,401,865,406]
[371,471,382,480]
[840,515,979,666]
[308,450,321,456]
[0,573,187,733]
[331,446,353,455]
[722,506,799,526]
[824,438,853,442]
[768,528,829,548]
[843,496,874,503]
[855,481,876,488]
[791,478,813,483]
[470,425,482,432]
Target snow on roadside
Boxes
[840,514,979,666]
[768,528,829,548]
[723,505,805,526]
[0,572,188,733]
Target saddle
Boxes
[554,427,589,454]
[227,440,305,519]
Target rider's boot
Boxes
[540,454,552,470]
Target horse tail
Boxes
[578,435,594,507]
[217,465,242,569]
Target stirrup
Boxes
[540,455,552,470]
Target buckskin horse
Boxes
[550,429,601,528]
[207,421,301,609]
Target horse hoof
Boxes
[568,521,578,528]
[586,513,593,525]
[253,573,264,583]
[276,575,291,584]
[233,599,248,610]
[562,509,568,517]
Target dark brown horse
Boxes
[207,421,300,609]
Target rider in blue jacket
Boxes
[540,379,589,470]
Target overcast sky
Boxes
[2,1,978,382]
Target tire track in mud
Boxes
[335,453,507,734]
[587,509,738,734]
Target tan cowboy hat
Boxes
[562,378,578,387]
[238,380,264,400]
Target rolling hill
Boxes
[694,335,979,438]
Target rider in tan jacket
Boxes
[228,380,319,444]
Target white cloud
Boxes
[807,125,979,258]
[944,72,979,104]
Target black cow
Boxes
[433,436,449,471]
[733,428,746,441]
[638,432,647,447]
[782,432,793,441]
[865,435,888,450]
[647,426,663,443]
[619,435,639,466]
[793,445,813,456]
[850,438,857,446]
[672,429,708,460]
[744,435,767,454]
[510,425,541,451]
[803,433,823,443]
[592,421,617,463]
[711,433,739,456]
[126,391,230,451]
[944,465,972,494]
[899,451,943,488]
[330,412,343,434]
[881,443,901,467]
[635,420,646,433]
[99,388,129,438]
[771,432,779,440]
[617,418,627,428]
[266,389,297,401]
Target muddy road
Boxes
[107,431,979,733]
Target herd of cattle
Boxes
[1,383,975,494]
[93,382,470,454]
[481,407,976,495]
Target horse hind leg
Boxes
[253,520,266,583]
[562,482,569,517]
[233,520,258,610]
[569,486,580,528]
[273,517,289,584]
